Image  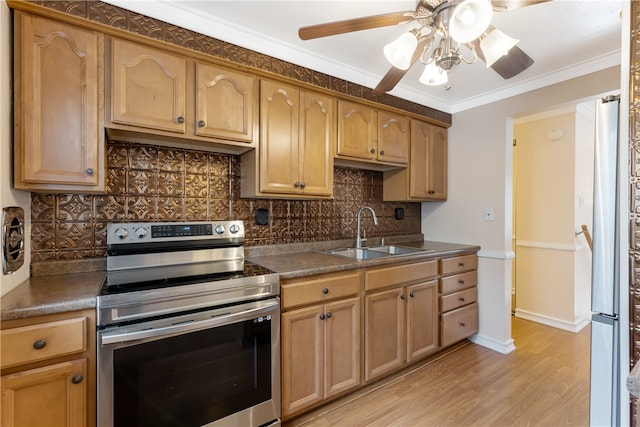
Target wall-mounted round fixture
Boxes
[546,128,563,141]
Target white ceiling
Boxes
[103,0,623,114]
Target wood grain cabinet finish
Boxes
[383,119,448,201]
[337,100,409,167]
[439,254,479,347]
[242,79,334,199]
[0,310,96,427]
[281,271,361,418]
[364,260,439,382]
[107,38,257,152]
[13,12,104,192]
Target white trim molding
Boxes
[468,333,516,355]
[477,249,515,260]
[515,240,580,252]
[514,309,591,333]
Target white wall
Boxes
[422,66,620,354]
[0,2,31,297]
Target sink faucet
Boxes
[356,206,378,249]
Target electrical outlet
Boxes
[484,208,494,222]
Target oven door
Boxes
[97,298,280,427]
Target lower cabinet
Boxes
[280,271,361,418]
[0,309,96,427]
[364,279,438,382]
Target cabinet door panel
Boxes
[15,14,102,189]
[324,297,360,398]
[377,111,409,164]
[337,101,376,160]
[427,125,448,199]
[1,358,86,427]
[195,62,256,142]
[281,305,323,416]
[110,38,186,133]
[299,92,335,196]
[259,80,299,194]
[365,288,404,382]
[407,280,439,362]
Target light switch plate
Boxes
[484,208,494,222]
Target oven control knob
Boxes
[114,227,128,240]
[215,225,226,235]
[135,227,148,239]
[229,224,240,234]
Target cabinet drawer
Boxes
[281,270,361,310]
[365,260,437,292]
[440,271,477,294]
[1,317,87,369]
[440,303,478,348]
[440,287,477,312]
[440,254,477,275]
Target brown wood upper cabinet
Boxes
[107,38,257,153]
[337,100,409,167]
[13,12,105,193]
[383,119,448,201]
[241,79,335,199]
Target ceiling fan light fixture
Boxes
[419,60,448,86]
[480,29,519,66]
[449,0,493,43]
[383,30,418,70]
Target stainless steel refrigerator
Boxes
[590,95,621,426]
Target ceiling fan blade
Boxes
[490,45,534,79]
[491,0,549,12]
[299,11,414,40]
[373,38,430,94]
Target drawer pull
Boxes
[459,297,465,302]
[33,339,47,350]
[71,374,84,384]
[322,288,329,295]
[458,262,465,267]
[458,280,465,285]
[459,322,466,328]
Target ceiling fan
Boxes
[298,0,548,93]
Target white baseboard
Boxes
[468,333,516,354]
[514,309,591,333]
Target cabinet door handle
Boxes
[85,168,94,175]
[176,116,185,124]
[322,288,329,295]
[71,374,84,384]
[294,181,301,188]
[370,148,375,154]
[198,120,206,128]
[409,292,415,298]
[33,339,46,350]
[379,150,385,155]
[400,294,406,300]
[326,312,332,318]
[319,313,325,320]
[300,182,306,189]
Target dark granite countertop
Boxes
[1,270,106,322]
[0,238,479,321]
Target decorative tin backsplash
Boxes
[30,141,420,262]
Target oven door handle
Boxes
[100,300,278,345]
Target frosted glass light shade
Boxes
[480,29,519,66]
[449,0,493,43]
[383,32,418,70]
[419,61,448,86]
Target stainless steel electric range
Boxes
[96,220,280,427]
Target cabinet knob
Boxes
[326,312,332,318]
[71,374,84,384]
[198,120,206,128]
[85,168,94,175]
[400,294,406,300]
[409,292,415,298]
[176,116,185,124]
[458,280,465,286]
[370,148,375,154]
[459,322,466,328]
[300,182,306,189]
[319,313,325,320]
[33,339,46,350]
[294,181,301,188]
[322,288,329,295]
[459,297,465,302]
[380,150,385,155]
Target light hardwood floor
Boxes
[285,317,590,427]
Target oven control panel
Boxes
[107,221,244,245]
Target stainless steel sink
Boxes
[324,245,434,260]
